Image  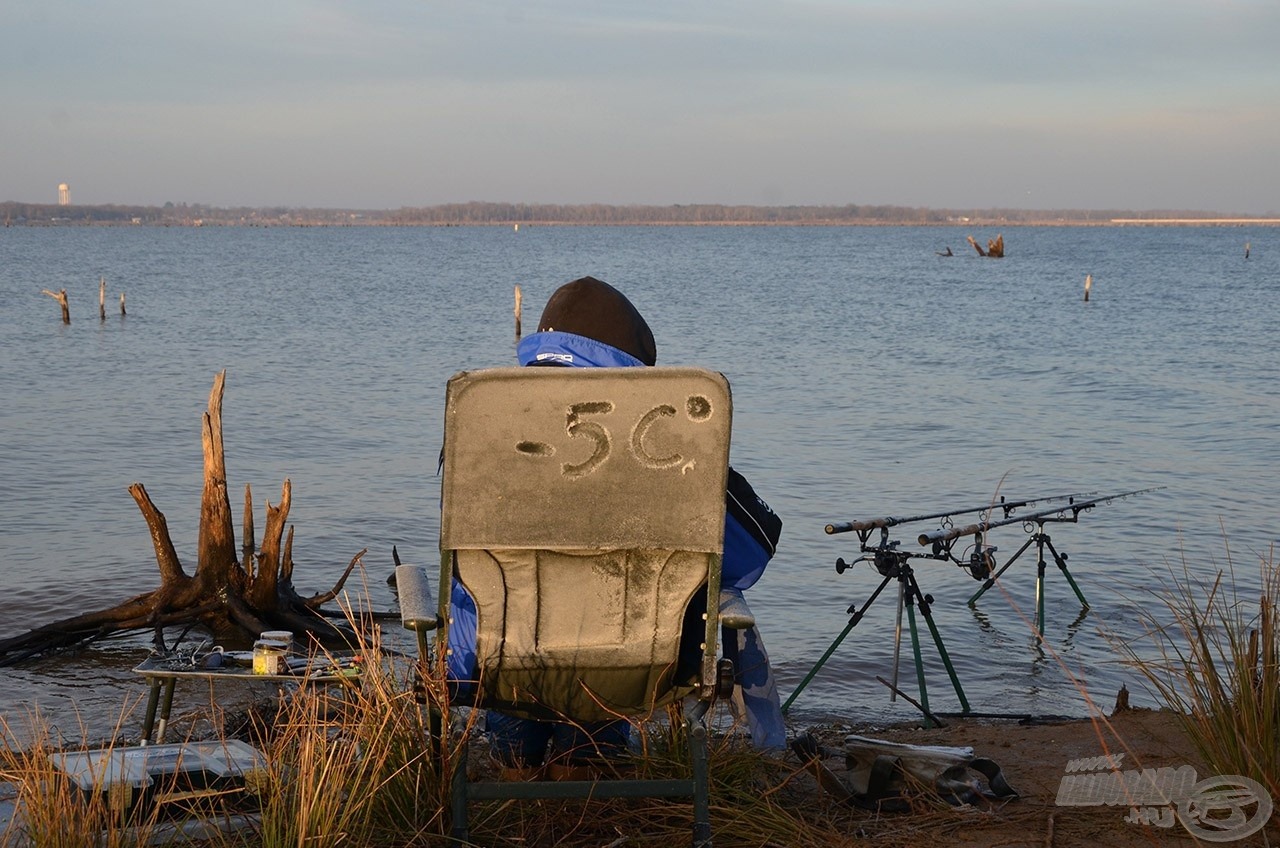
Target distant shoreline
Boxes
[6,218,1280,229]
[3,199,1278,228]
[1107,218,1280,225]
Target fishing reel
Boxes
[835,537,913,578]
[962,543,998,581]
[872,544,913,578]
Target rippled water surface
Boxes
[2,224,1277,741]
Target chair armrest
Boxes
[718,588,755,630]
[396,565,440,631]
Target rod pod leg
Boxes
[782,570,895,713]
[904,570,970,717]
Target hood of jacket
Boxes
[519,276,656,367]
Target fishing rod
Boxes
[787,494,1023,719]
[784,485,1164,716]
[916,487,1164,547]
[914,486,1165,636]
[824,491,1099,535]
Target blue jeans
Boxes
[485,711,631,767]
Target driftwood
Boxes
[0,372,367,666]
[965,234,1005,258]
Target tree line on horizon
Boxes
[0,199,1248,226]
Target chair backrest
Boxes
[439,366,731,722]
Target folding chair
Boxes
[436,366,737,847]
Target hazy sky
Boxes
[5,2,1279,212]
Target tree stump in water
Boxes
[0,371,368,666]
[965,234,1005,258]
[42,288,70,323]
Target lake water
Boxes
[1,223,1277,743]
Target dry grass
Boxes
[0,602,454,848]
[0,640,1171,848]
[248,628,448,847]
[0,709,171,848]
[16,553,1276,848]
[1,674,1232,848]
[1119,544,1279,801]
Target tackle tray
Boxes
[50,739,266,815]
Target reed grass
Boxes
[245,609,453,848]
[1120,545,1279,798]
[1,589,893,848]
[0,709,170,848]
[0,588,454,848]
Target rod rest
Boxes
[719,588,755,630]
[396,564,440,631]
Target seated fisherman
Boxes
[446,276,785,776]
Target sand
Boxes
[792,707,1276,848]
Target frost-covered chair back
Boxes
[437,366,732,846]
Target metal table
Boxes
[133,654,360,744]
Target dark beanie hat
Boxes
[537,276,657,365]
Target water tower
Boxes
[58,183,71,205]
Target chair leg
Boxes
[688,702,713,848]
[450,732,471,844]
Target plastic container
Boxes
[50,739,266,814]
[259,630,293,648]
[252,640,287,674]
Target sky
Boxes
[4,1,1279,213]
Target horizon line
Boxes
[4,199,1275,217]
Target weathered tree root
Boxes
[0,371,370,666]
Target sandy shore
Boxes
[794,707,1275,848]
